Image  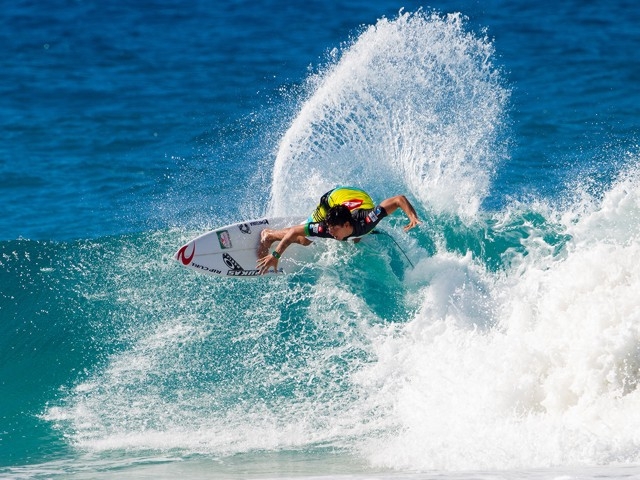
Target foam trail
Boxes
[268,10,508,219]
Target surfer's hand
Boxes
[403,218,421,232]
[257,253,278,275]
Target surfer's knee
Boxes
[260,229,275,245]
[297,236,312,246]
[257,229,275,258]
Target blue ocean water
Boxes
[2,0,640,478]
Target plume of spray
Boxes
[268,10,509,219]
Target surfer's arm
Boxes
[379,195,421,231]
[257,224,308,275]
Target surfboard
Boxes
[174,216,306,277]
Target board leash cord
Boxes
[371,230,415,268]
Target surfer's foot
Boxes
[257,229,274,258]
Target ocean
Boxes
[2,0,640,478]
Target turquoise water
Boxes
[2,1,640,478]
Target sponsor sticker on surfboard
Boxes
[217,230,233,249]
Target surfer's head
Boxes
[326,205,353,240]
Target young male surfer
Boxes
[257,186,420,275]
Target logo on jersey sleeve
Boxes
[366,206,382,224]
[309,223,326,235]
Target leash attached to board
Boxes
[370,230,415,268]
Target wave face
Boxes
[4,8,640,477]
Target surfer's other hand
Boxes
[257,253,278,275]
[403,218,421,232]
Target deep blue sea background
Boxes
[2,1,640,478]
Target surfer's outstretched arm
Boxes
[257,224,309,275]
[379,195,421,231]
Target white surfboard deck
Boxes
[174,216,307,277]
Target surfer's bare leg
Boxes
[258,228,311,257]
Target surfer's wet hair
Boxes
[325,205,353,226]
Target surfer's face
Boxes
[327,221,352,240]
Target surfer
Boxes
[257,186,420,275]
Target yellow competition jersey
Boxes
[310,187,376,222]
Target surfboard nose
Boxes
[175,242,195,266]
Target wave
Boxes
[6,9,638,474]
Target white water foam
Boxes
[353,166,640,471]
